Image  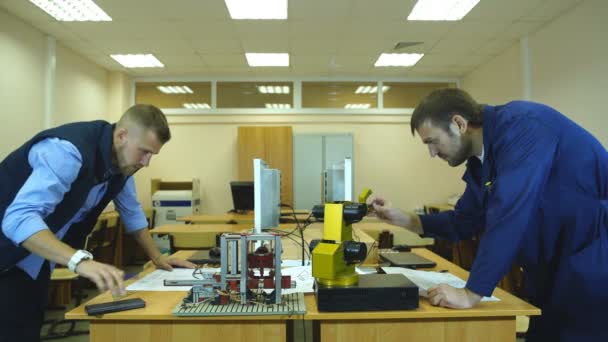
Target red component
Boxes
[247,253,274,269]
[219,293,230,305]
[281,275,292,288]
[263,278,274,288]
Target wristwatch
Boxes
[67,249,93,272]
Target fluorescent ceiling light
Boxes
[265,103,291,109]
[246,53,289,67]
[407,0,480,21]
[258,85,290,94]
[224,0,287,19]
[355,85,391,94]
[110,54,164,68]
[184,103,210,109]
[29,0,111,21]
[374,53,424,67]
[345,104,371,109]
[158,86,193,94]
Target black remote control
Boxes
[85,298,145,316]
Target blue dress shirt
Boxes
[1,138,148,279]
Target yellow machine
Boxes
[310,189,372,286]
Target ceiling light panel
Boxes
[345,104,371,109]
[265,103,291,109]
[407,0,480,21]
[246,53,289,67]
[29,0,112,21]
[355,86,391,94]
[110,54,164,68]
[374,53,424,67]
[183,103,211,109]
[158,86,193,94]
[225,0,287,19]
[258,85,290,94]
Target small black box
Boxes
[315,274,418,312]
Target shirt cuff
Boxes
[418,211,452,238]
[465,273,496,297]
[8,215,50,245]
[120,211,148,233]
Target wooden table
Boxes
[65,249,297,342]
[67,227,538,342]
[306,247,540,342]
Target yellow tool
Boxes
[310,189,372,286]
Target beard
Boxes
[446,135,472,167]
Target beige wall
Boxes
[461,0,607,145]
[134,116,466,214]
[107,71,132,123]
[55,44,108,125]
[0,8,46,158]
[529,0,608,145]
[0,8,117,157]
[461,43,523,104]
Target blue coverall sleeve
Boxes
[419,175,484,241]
[466,116,558,297]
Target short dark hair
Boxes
[118,104,171,143]
[410,88,484,136]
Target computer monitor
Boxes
[324,157,353,202]
[230,181,254,213]
[253,158,281,233]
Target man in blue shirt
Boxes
[0,104,194,342]
[370,88,608,341]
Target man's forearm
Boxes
[131,228,163,262]
[403,212,424,235]
[21,229,77,265]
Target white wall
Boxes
[0,8,46,158]
[55,44,108,125]
[461,0,607,145]
[529,0,608,145]
[461,44,523,104]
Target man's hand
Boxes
[367,196,411,226]
[427,284,482,309]
[75,260,126,297]
[152,254,196,271]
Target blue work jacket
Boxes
[420,101,608,341]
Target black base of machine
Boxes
[315,274,418,312]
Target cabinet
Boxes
[237,126,293,206]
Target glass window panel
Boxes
[217,82,293,108]
[302,82,377,109]
[383,82,455,108]
[135,82,212,109]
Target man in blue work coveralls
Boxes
[370,88,608,341]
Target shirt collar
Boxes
[476,145,484,164]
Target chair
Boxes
[42,269,88,340]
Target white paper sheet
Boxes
[381,267,499,301]
[126,268,220,291]
[279,265,314,294]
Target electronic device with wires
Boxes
[169,233,306,316]
[253,159,281,233]
[310,188,419,312]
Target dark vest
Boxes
[0,121,127,271]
